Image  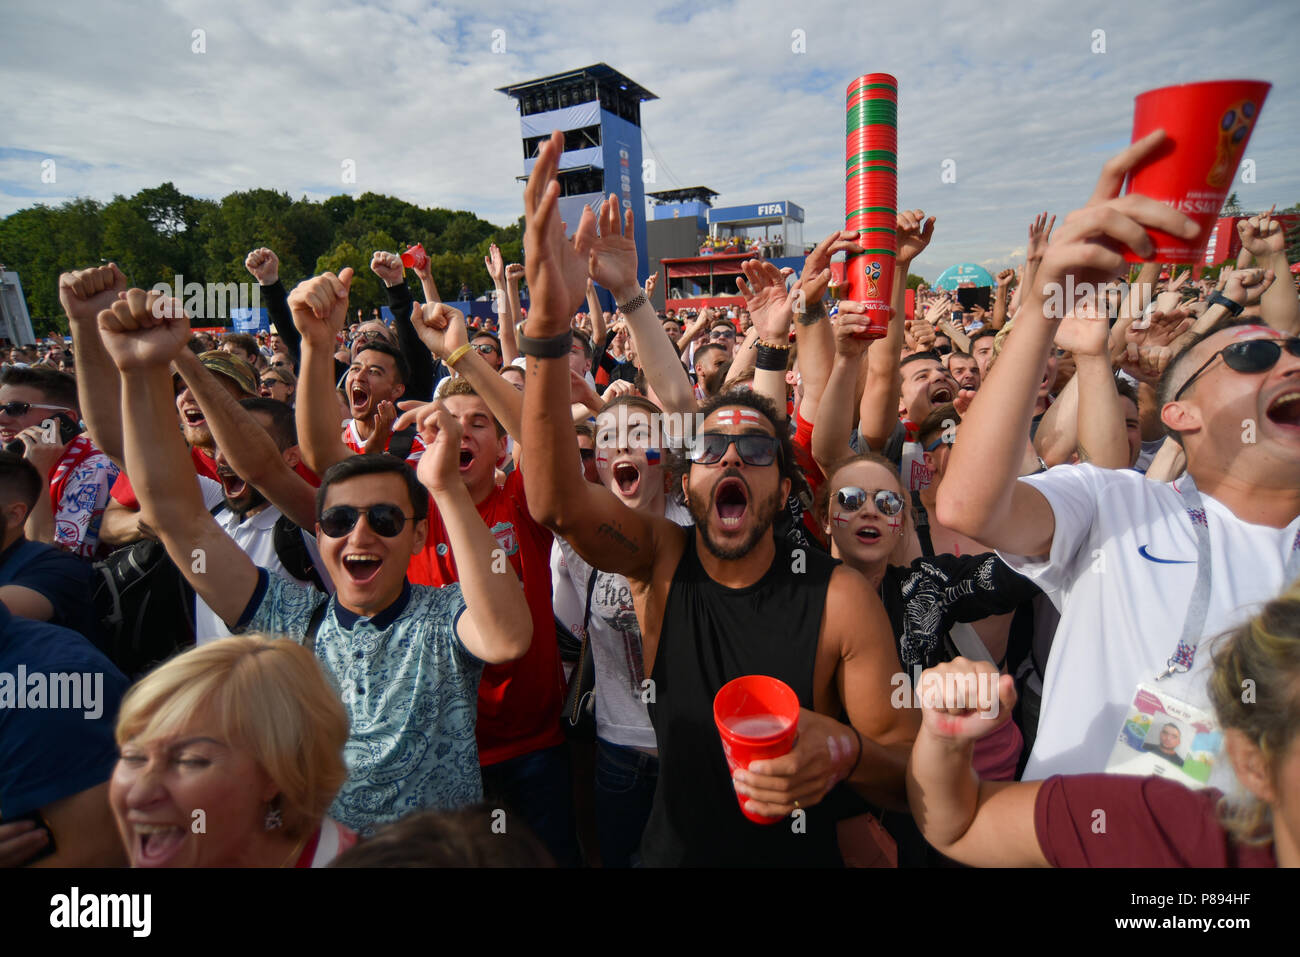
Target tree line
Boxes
[0,183,523,335]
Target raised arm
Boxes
[811,302,873,474]
[906,658,1046,866]
[991,268,1014,330]
[372,251,435,402]
[858,210,934,449]
[1237,212,1298,335]
[1059,299,1129,468]
[791,230,862,427]
[737,259,799,419]
[413,403,530,664]
[172,347,317,529]
[245,248,300,366]
[411,246,442,306]
[938,131,1199,554]
[98,291,260,628]
[485,245,515,365]
[585,195,695,419]
[60,264,129,468]
[403,302,523,441]
[676,308,710,356]
[502,262,526,365]
[521,131,674,581]
[291,270,357,474]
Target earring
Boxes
[264,804,283,831]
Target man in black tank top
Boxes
[518,133,918,865]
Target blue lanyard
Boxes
[1158,477,1300,680]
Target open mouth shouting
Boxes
[713,476,750,530]
[217,468,248,500]
[612,460,641,497]
[349,383,371,417]
[854,523,884,546]
[132,822,188,867]
[181,406,207,430]
[1266,389,1300,429]
[930,383,955,404]
[341,552,384,585]
[459,445,475,472]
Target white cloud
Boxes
[2,0,1296,279]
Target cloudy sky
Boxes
[2,0,1296,278]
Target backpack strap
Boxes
[385,426,417,463]
[304,599,329,654]
[272,515,328,593]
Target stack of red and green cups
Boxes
[845,73,898,338]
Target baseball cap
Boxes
[196,350,258,396]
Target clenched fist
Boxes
[60,263,128,325]
[97,289,191,371]
[245,248,280,285]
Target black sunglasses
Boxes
[835,486,904,516]
[318,504,415,538]
[1174,337,1300,401]
[689,432,781,467]
[473,343,500,355]
[1,400,71,417]
[579,448,595,461]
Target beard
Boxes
[687,469,784,561]
[224,483,268,519]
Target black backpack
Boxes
[92,507,327,680]
[91,537,198,681]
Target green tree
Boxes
[906,273,927,290]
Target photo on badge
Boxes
[1105,683,1222,788]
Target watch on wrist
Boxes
[1206,290,1244,317]
[516,323,573,359]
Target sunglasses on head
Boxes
[689,432,781,467]
[318,504,414,538]
[835,486,904,516]
[1174,337,1300,401]
[1,401,70,417]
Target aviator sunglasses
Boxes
[835,486,905,516]
[1174,337,1300,401]
[318,504,415,538]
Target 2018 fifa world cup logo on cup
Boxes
[1207,98,1260,189]
[863,260,883,300]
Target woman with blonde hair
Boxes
[110,635,354,867]
[906,585,1300,866]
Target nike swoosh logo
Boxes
[1138,545,1195,565]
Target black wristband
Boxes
[1207,290,1244,316]
[516,324,573,358]
[755,345,788,371]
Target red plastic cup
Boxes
[847,253,895,338]
[400,242,428,271]
[714,676,801,825]
[1124,79,1270,262]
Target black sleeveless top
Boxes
[639,527,844,866]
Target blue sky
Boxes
[2,0,1296,279]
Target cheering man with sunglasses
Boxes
[97,284,531,835]
[938,131,1300,784]
[521,130,917,867]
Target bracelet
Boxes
[445,344,473,368]
[616,292,649,314]
[755,345,788,371]
[1206,290,1244,317]
[516,324,573,359]
[757,338,791,351]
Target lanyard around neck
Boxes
[1158,476,1300,680]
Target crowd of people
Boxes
[1,126,1297,869]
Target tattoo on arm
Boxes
[597,522,640,554]
[796,303,827,327]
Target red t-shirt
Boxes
[1034,774,1276,867]
[792,406,825,499]
[111,446,220,509]
[407,469,563,766]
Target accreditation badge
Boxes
[1104,683,1223,789]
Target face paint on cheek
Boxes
[888,515,903,534]
[832,512,851,527]
[645,448,661,465]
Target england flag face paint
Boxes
[713,408,764,429]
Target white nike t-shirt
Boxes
[999,464,1300,781]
